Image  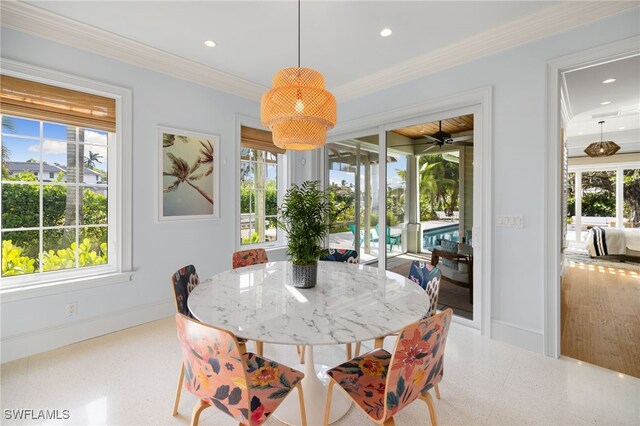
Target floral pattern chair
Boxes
[408,261,441,318]
[232,249,269,356]
[175,313,307,426]
[171,265,206,416]
[324,309,453,426]
[354,262,442,363]
[320,248,359,264]
[233,248,269,269]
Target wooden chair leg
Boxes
[354,341,362,357]
[419,391,438,426]
[300,345,305,364]
[297,345,301,354]
[346,343,352,360]
[238,341,247,354]
[296,383,307,426]
[374,337,385,349]
[434,383,441,400]
[190,399,209,426]
[172,363,185,416]
[383,417,396,426]
[323,380,335,426]
[256,341,264,356]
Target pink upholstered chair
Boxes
[232,248,269,269]
[324,309,453,426]
[232,249,269,356]
[175,313,307,426]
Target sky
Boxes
[1,116,109,175]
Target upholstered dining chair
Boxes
[232,248,269,269]
[175,313,307,426]
[232,249,269,357]
[171,265,217,416]
[324,309,453,426]
[357,261,444,400]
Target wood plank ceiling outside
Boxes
[392,114,474,139]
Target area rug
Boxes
[563,247,640,271]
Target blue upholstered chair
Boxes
[320,248,359,263]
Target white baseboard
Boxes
[1,300,174,363]
[491,319,544,354]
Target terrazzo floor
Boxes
[1,317,639,425]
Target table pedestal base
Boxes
[273,345,351,425]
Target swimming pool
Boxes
[423,224,459,249]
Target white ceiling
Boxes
[23,0,556,89]
[564,55,640,156]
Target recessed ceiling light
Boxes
[619,126,625,130]
[204,40,216,47]
[380,28,393,37]
[600,101,611,105]
[602,78,616,84]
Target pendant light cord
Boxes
[298,0,301,68]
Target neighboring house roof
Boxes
[6,161,64,174]
[6,161,102,177]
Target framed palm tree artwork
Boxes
[158,126,219,221]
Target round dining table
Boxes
[188,260,430,425]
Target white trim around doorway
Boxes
[544,35,640,358]
[326,86,492,336]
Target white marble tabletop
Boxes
[188,260,429,346]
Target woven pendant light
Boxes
[261,0,336,150]
[584,121,620,157]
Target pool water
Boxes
[423,224,459,249]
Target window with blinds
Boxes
[240,125,285,246]
[1,74,114,281]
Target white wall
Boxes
[2,8,638,360]
[333,9,639,351]
[0,28,260,361]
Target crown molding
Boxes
[1,1,637,104]
[332,1,639,102]
[0,1,267,101]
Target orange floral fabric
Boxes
[176,314,303,426]
[232,249,269,269]
[327,309,453,422]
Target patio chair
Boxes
[175,313,307,426]
[375,224,401,251]
[232,249,268,356]
[171,265,246,416]
[348,224,379,248]
[436,211,452,221]
[324,309,453,426]
[452,211,460,221]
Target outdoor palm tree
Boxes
[84,150,103,168]
[163,153,212,204]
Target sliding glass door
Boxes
[326,135,379,263]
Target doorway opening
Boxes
[557,52,640,378]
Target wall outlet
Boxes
[66,302,78,317]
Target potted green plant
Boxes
[278,180,332,288]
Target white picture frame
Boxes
[158,126,220,221]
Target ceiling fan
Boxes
[420,121,473,153]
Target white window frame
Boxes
[235,115,289,250]
[0,60,132,300]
